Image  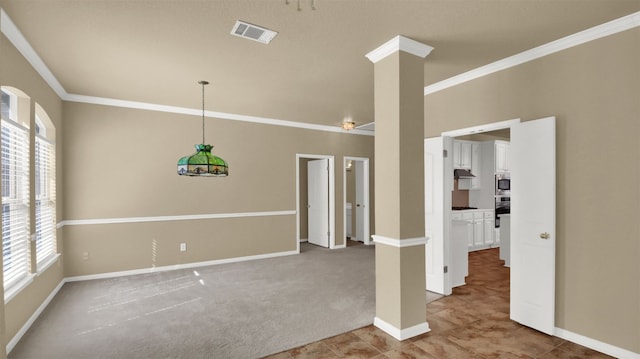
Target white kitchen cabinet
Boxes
[470,143,481,189]
[450,220,470,287]
[495,141,510,173]
[458,212,474,248]
[453,140,472,169]
[483,218,494,245]
[453,141,462,168]
[473,218,484,246]
[461,142,472,169]
[451,209,495,252]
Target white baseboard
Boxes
[66,249,298,282]
[7,279,65,353]
[374,317,430,341]
[555,327,640,359]
[299,238,308,243]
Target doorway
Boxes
[449,128,511,296]
[441,121,515,294]
[425,117,557,335]
[296,154,336,252]
[343,157,371,246]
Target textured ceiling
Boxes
[2,0,639,127]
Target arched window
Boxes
[34,104,56,267]
[1,86,30,290]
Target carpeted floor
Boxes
[10,243,381,359]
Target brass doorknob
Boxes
[540,232,550,239]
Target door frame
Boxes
[296,154,336,252]
[342,156,371,246]
[437,118,520,294]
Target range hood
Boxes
[454,169,476,178]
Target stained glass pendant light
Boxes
[177,81,229,177]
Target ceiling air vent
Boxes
[231,21,277,44]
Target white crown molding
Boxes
[425,11,640,95]
[366,35,434,63]
[554,327,640,359]
[0,9,67,99]
[374,317,430,341]
[66,94,374,136]
[372,235,428,248]
[61,210,296,227]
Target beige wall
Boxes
[62,101,374,276]
[374,51,425,240]
[425,28,640,352]
[64,216,295,276]
[0,32,65,351]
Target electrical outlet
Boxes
[82,252,90,261]
[180,243,187,252]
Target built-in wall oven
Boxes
[495,174,510,195]
[495,174,511,227]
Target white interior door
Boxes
[425,137,453,295]
[510,116,556,335]
[354,160,370,244]
[308,159,330,247]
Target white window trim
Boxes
[1,89,18,122]
[4,273,34,303]
[36,252,60,275]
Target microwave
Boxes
[495,176,510,194]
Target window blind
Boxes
[1,119,30,288]
[35,135,56,265]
